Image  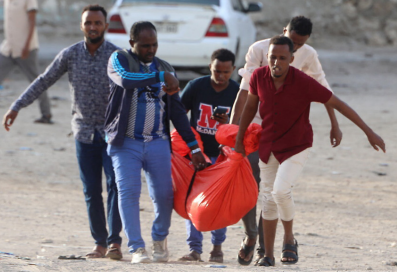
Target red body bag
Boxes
[171,125,260,231]
[171,147,258,231]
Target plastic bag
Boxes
[186,146,258,231]
[171,152,195,219]
[171,146,258,231]
[215,123,262,155]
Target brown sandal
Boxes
[105,243,123,260]
[86,245,106,259]
[178,251,202,262]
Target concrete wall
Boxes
[251,0,397,46]
[0,0,396,46]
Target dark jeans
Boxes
[241,150,264,251]
[75,130,122,248]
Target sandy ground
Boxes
[0,37,396,271]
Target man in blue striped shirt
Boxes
[105,21,206,264]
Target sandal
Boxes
[209,248,223,263]
[178,251,202,262]
[281,239,299,264]
[256,256,275,266]
[85,245,106,259]
[237,238,255,265]
[105,243,123,260]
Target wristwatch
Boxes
[191,148,201,155]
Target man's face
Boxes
[267,44,294,79]
[129,29,158,63]
[209,59,235,86]
[283,29,309,52]
[81,10,108,44]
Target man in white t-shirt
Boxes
[0,0,52,124]
[231,16,343,265]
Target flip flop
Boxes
[237,239,255,265]
[281,239,299,264]
[58,255,86,260]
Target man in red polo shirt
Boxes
[235,35,385,267]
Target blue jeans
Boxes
[185,156,227,254]
[107,137,173,253]
[75,130,122,248]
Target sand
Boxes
[0,42,396,271]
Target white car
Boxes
[105,0,261,76]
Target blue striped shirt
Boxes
[108,51,167,142]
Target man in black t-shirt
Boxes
[179,49,239,263]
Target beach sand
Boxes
[0,43,396,271]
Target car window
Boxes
[123,0,220,5]
[230,0,244,11]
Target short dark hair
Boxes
[130,21,157,41]
[211,48,235,65]
[269,35,294,53]
[286,16,312,36]
[82,4,107,20]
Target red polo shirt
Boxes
[249,66,332,164]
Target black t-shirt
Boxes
[180,76,239,157]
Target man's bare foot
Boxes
[86,245,106,258]
[209,245,223,263]
[238,237,256,263]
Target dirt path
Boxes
[0,45,396,271]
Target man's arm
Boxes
[325,104,342,147]
[169,93,206,170]
[108,52,179,94]
[230,41,264,125]
[3,49,68,130]
[303,49,343,147]
[325,94,385,152]
[22,9,37,59]
[234,93,259,156]
[230,88,248,125]
[180,80,194,113]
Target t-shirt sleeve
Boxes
[249,69,259,96]
[306,76,333,103]
[26,0,38,11]
[180,80,195,111]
